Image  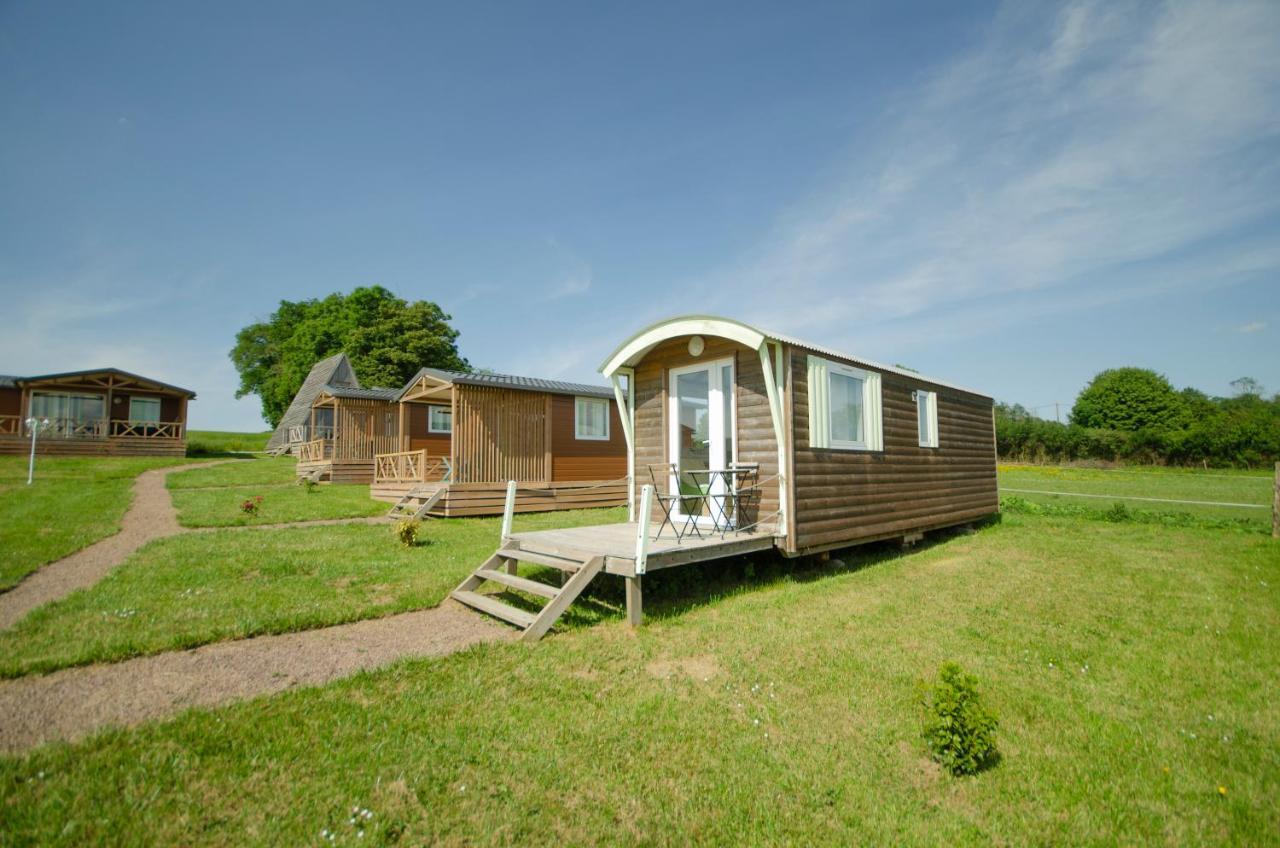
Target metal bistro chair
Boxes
[724,462,760,536]
[646,464,701,542]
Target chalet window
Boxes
[807,357,882,451]
[129,397,161,422]
[428,405,452,434]
[30,392,104,423]
[575,397,610,441]
[916,390,939,448]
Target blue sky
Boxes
[1,0,1277,430]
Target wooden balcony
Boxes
[296,438,332,464]
[374,449,451,484]
[0,416,183,441]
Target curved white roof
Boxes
[599,314,990,399]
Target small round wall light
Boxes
[688,335,705,357]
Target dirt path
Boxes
[0,461,239,631]
[0,601,510,754]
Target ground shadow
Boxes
[493,515,1002,631]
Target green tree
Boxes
[1070,368,1187,432]
[231,286,469,426]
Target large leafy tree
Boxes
[1070,367,1187,431]
[231,286,469,426]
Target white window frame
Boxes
[427,405,452,434]
[916,390,939,448]
[808,356,883,452]
[128,396,161,422]
[574,396,610,441]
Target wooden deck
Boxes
[506,521,778,578]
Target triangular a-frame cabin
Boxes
[265,353,360,454]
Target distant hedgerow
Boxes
[919,662,999,776]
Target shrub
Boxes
[299,477,319,494]
[395,519,422,547]
[240,495,264,516]
[919,662,999,776]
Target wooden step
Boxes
[500,547,583,572]
[451,590,537,628]
[477,567,560,599]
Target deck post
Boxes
[625,576,643,626]
[1273,462,1278,540]
[634,484,654,575]
[501,479,517,542]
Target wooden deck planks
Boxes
[507,522,777,576]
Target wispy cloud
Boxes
[1236,321,1267,334]
[544,238,593,299]
[699,0,1280,349]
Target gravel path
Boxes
[0,461,238,630]
[0,602,510,754]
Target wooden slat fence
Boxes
[452,385,547,483]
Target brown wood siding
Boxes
[630,335,779,520]
[789,349,998,551]
[406,403,452,457]
[452,385,548,483]
[0,387,21,417]
[549,394,627,482]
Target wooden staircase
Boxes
[451,541,604,642]
[299,466,328,484]
[387,484,448,521]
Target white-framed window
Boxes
[807,357,883,451]
[427,405,452,434]
[575,396,610,441]
[916,390,939,448]
[129,396,161,422]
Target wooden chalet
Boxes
[451,315,998,641]
[0,368,194,457]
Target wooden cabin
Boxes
[273,355,629,515]
[0,368,194,457]
[371,368,629,516]
[450,315,998,641]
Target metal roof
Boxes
[322,385,400,401]
[399,367,614,401]
[2,367,197,397]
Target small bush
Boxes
[298,477,319,494]
[1102,501,1130,522]
[239,495,264,516]
[395,519,422,548]
[919,662,999,776]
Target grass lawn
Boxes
[185,430,272,456]
[998,463,1272,528]
[0,456,198,591]
[167,455,297,489]
[1,511,1276,844]
[169,484,389,528]
[0,508,628,678]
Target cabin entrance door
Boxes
[668,358,736,525]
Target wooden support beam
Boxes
[544,394,553,483]
[626,576,643,627]
[501,479,517,542]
